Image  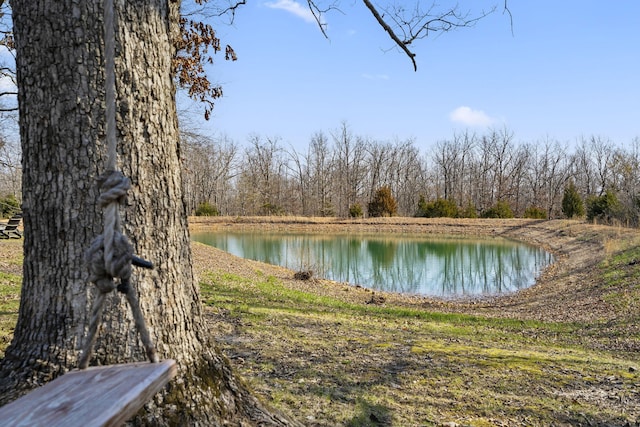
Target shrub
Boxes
[368,186,398,218]
[349,203,363,218]
[562,181,585,219]
[481,200,514,218]
[586,190,620,223]
[459,201,478,219]
[195,201,219,216]
[416,196,458,218]
[415,195,428,217]
[523,206,547,219]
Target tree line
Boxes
[181,122,640,226]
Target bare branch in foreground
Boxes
[305,1,507,71]
[361,0,417,71]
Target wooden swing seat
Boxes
[0,359,176,427]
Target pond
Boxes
[191,231,554,298]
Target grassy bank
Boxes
[0,240,22,359]
[1,220,639,425]
[195,218,640,426]
[201,270,638,426]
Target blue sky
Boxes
[183,0,639,151]
[0,2,637,151]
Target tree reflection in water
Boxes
[192,231,554,297]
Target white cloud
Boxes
[264,0,316,24]
[449,106,495,127]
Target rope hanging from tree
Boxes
[79,0,157,370]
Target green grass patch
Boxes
[0,271,21,357]
[598,241,640,316]
[203,270,640,426]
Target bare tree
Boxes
[0,136,20,197]
[307,131,335,216]
[369,139,425,215]
[181,131,239,214]
[392,140,425,216]
[524,139,571,218]
[590,135,615,196]
[572,139,597,197]
[331,122,367,216]
[432,137,465,201]
[609,139,640,226]
[239,135,288,215]
[365,139,390,202]
[571,136,615,198]
[287,143,314,216]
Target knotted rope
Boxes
[79,0,157,370]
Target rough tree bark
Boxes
[0,1,297,425]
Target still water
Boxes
[192,231,554,298]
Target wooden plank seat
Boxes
[0,359,176,426]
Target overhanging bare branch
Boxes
[362,0,417,71]
[305,1,506,71]
[214,0,246,24]
[306,1,342,39]
[503,0,514,35]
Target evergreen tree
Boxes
[368,186,398,217]
[562,181,585,219]
[587,189,620,223]
[349,203,364,218]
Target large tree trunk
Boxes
[0,1,296,425]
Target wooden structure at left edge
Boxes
[0,360,176,426]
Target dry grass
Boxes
[201,266,639,426]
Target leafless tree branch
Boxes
[306,1,507,71]
[0,2,16,115]
[306,1,342,39]
[185,0,247,24]
[378,2,497,70]
[0,70,16,86]
[213,0,247,24]
[503,0,514,35]
[361,0,417,70]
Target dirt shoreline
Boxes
[189,217,637,324]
